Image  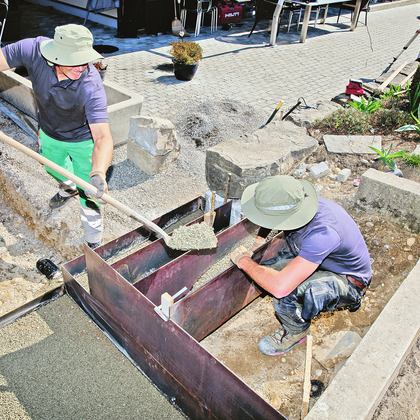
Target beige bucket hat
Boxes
[40,24,102,66]
[241,175,319,231]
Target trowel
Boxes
[0,131,217,251]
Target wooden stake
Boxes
[378,61,408,92]
[301,334,313,419]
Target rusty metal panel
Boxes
[170,235,287,341]
[135,217,258,305]
[62,264,217,420]
[111,201,233,284]
[84,244,286,420]
[97,196,206,262]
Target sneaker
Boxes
[86,240,103,249]
[49,191,78,209]
[258,327,309,356]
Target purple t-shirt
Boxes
[286,196,372,285]
[2,37,108,142]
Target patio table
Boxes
[269,0,362,44]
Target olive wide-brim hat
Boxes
[241,175,319,231]
[40,24,102,66]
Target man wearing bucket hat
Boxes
[230,175,371,356]
[0,24,113,248]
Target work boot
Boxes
[258,327,309,356]
[86,240,103,249]
[49,191,78,209]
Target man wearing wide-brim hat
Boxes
[0,24,113,249]
[230,175,372,356]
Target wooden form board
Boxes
[62,198,289,420]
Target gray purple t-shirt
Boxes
[286,196,371,285]
[2,36,108,142]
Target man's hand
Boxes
[84,171,108,204]
[230,246,253,267]
[251,236,266,251]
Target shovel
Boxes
[0,131,217,250]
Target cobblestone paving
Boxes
[17,1,420,120]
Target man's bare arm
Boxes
[0,50,11,72]
[89,122,113,175]
[236,255,319,298]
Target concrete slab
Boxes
[323,135,382,154]
[355,168,420,233]
[0,295,185,420]
[306,258,420,420]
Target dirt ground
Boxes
[1,105,420,419]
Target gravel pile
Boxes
[171,99,266,150]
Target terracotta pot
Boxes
[173,60,198,81]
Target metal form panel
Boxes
[62,199,288,420]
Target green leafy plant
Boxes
[348,97,382,114]
[369,143,408,170]
[380,84,405,99]
[313,108,372,134]
[395,107,420,136]
[399,151,420,168]
[409,65,420,113]
[169,40,203,65]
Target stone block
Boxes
[310,161,329,180]
[284,100,341,129]
[412,145,420,155]
[354,168,420,233]
[323,135,381,154]
[127,116,180,175]
[314,330,361,369]
[205,120,318,199]
[337,168,351,183]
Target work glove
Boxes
[84,171,108,205]
[251,237,266,251]
[230,246,253,267]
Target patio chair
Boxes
[180,0,203,36]
[248,0,302,37]
[336,0,372,26]
[181,0,217,36]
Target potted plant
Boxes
[169,37,203,81]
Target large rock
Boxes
[127,116,180,175]
[284,101,341,129]
[206,120,318,198]
[354,168,420,233]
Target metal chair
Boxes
[180,0,203,36]
[181,0,217,36]
[337,0,372,26]
[201,0,218,34]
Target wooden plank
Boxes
[399,68,417,87]
[301,334,313,419]
[378,61,408,92]
[84,245,287,420]
[170,234,287,341]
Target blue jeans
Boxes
[261,253,366,335]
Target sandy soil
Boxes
[1,101,420,419]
